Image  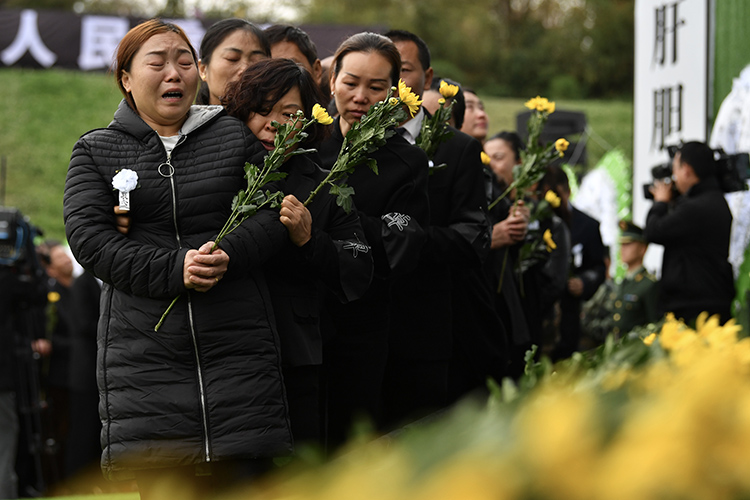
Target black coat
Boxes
[644,177,735,316]
[556,205,604,358]
[69,271,100,394]
[265,154,373,367]
[390,125,493,361]
[568,206,607,301]
[63,101,293,479]
[318,119,430,441]
[318,119,430,289]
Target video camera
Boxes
[0,206,41,271]
[643,144,750,200]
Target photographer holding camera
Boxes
[644,141,736,324]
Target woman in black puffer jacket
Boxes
[63,20,292,493]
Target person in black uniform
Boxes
[317,32,430,449]
[645,141,735,324]
[541,166,605,360]
[382,30,504,421]
[223,58,374,449]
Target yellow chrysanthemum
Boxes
[524,95,555,113]
[480,151,491,165]
[312,103,333,125]
[544,190,561,208]
[398,79,422,117]
[524,96,542,111]
[543,228,557,252]
[439,80,459,99]
[438,97,446,105]
[555,138,570,157]
[47,291,61,303]
[389,97,399,106]
[643,333,657,346]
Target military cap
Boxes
[619,220,646,244]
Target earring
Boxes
[331,90,335,96]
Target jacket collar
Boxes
[109,99,225,143]
[686,176,721,197]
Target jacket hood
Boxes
[108,99,225,142]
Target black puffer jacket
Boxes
[63,101,293,480]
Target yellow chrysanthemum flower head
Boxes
[544,190,561,208]
[438,98,446,105]
[398,79,422,117]
[555,138,570,157]
[312,103,333,125]
[48,291,61,303]
[543,228,557,252]
[389,97,400,106]
[439,80,459,99]
[481,151,491,165]
[643,333,657,346]
[524,95,555,113]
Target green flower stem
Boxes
[154,295,180,332]
[154,113,317,332]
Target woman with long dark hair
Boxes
[196,18,269,105]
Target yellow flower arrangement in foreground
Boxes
[134,313,750,500]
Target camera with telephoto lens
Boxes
[714,148,750,193]
[644,144,750,200]
[643,145,679,200]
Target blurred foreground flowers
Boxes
[225,313,750,500]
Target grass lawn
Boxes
[0,68,122,241]
[0,67,634,242]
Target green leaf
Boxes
[365,158,379,175]
[238,204,258,214]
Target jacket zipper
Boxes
[164,143,212,463]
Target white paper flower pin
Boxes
[112,169,138,212]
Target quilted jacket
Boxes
[63,100,293,479]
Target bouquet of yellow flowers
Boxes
[303,80,421,213]
[415,79,459,174]
[488,96,569,210]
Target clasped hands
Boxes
[491,201,530,249]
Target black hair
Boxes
[264,24,319,66]
[430,77,465,129]
[223,58,328,147]
[487,131,524,162]
[196,19,270,105]
[677,141,715,180]
[331,32,401,87]
[383,29,431,72]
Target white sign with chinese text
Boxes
[633,0,711,273]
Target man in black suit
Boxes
[382,30,506,426]
[541,166,606,360]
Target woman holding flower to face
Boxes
[317,32,431,448]
[63,19,293,498]
[222,58,373,448]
